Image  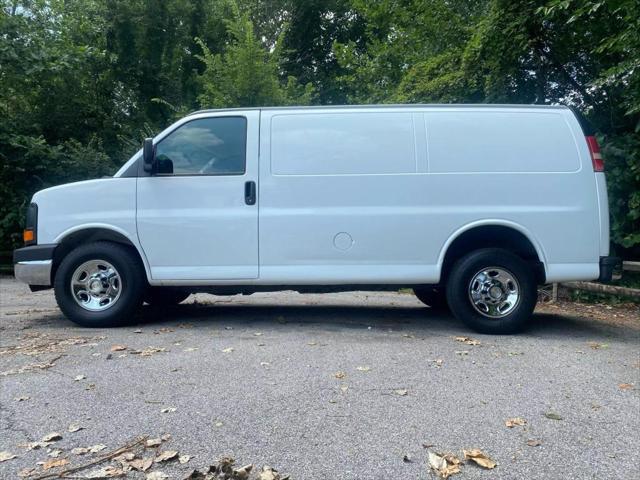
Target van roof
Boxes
[187,103,570,116]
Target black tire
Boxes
[445,248,537,334]
[54,241,145,327]
[413,286,449,310]
[144,287,191,306]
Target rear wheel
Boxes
[446,248,537,334]
[54,242,145,327]
[144,287,191,306]
[413,286,448,310]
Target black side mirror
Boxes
[143,138,155,173]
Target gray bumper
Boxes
[14,260,53,286]
[13,244,57,287]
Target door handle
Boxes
[244,181,256,205]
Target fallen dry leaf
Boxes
[253,332,263,336]
[111,345,127,352]
[115,452,135,462]
[18,467,37,477]
[463,449,496,469]
[68,423,83,432]
[74,375,86,381]
[588,341,609,350]
[259,466,281,480]
[160,407,176,413]
[0,451,17,462]
[505,417,527,428]
[19,441,50,450]
[42,458,69,470]
[155,450,179,463]
[89,444,107,453]
[619,383,634,390]
[427,451,461,478]
[15,396,30,402]
[233,464,253,480]
[146,472,169,480]
[394,389,408,396]
[146,438,162,448]
[71,447,89,455]
[527,439,542,447]
[42,432,62,442]
[130,457,154,471]
[544,412,563,421]
[131,347,167,357]
[48,449,62,457]
[179,455,191,464]
[85,466,125,478]
[356,366,370,372]
[222,347,234,353]
[334,371,346,379]
[455,336,481,346]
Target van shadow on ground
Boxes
[133,301,639,341]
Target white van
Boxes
[13,105,618,333]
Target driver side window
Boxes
[155,116,247,175]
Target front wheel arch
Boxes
[52,227,149,285]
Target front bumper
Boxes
[598,256,621,283]
[13,244,57,287]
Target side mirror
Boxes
[142,138,155,173]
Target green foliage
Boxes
[0,0,638,260]
[601,135,640,249]
[195,3,314,108]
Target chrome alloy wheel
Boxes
[468,267,520,318]
[70,260,122,312]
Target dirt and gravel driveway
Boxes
[1,276,639,479]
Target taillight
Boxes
[586,136,604,172]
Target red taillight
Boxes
[586,136,604,172]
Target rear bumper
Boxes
[13,244,57,287]
[598,256,621,283]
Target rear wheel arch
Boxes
[438,223,546,285]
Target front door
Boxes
[136,112,259,281]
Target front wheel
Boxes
[446,248,537,334]
[54,241,145,327]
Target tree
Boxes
[196,2,314,108]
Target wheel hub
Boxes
[70,260,122,312]
[468,267,520,318]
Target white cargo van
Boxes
[13,105,618,333]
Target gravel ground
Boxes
[1,276,639,479]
